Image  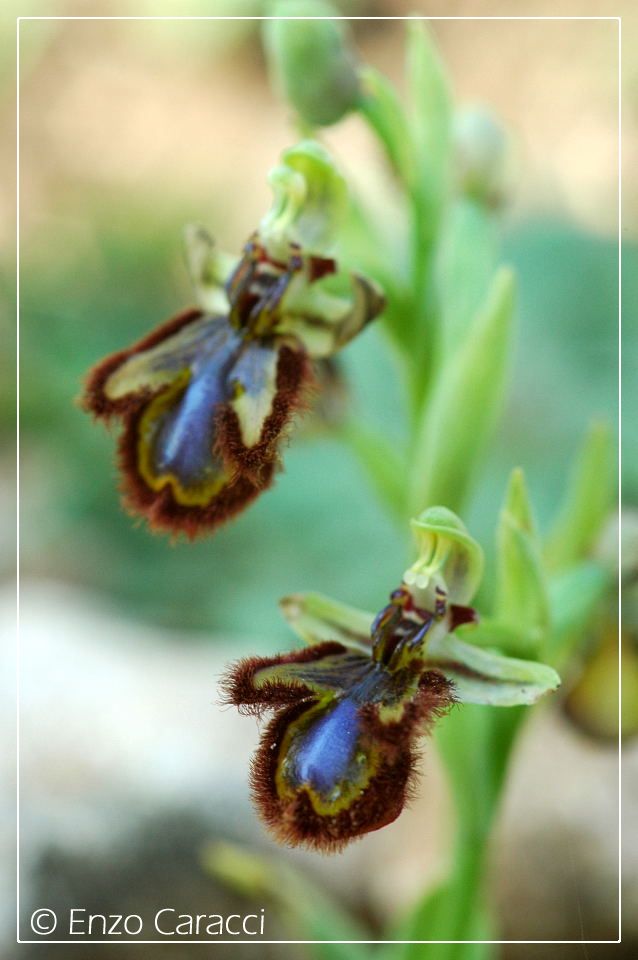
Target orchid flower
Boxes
[223,508,560,851]
[83,141,384,536]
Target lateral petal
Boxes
[83,310,234,416]
[221,641,371,715]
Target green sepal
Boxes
[279,591,373,652]
[544,420,615,572]
[426,632,560,707]
[495,468,550,659]
[183,224,236,314]
[406,506,484,605]
[260,140,348,258]
[409,266,515,514]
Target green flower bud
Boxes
[453,105,510,208]
[264,1,361,127]
[495,469,550,658]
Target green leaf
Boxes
[495,469,550,658]
[357,65,414,184]
[279,591,373,651]
[406,506,484,605]
[435,198,498,362]
[546,560,611,669]
[426,632,560,706]
[409,267,515,514]
[405,21,453,230]
[545,420,616,571]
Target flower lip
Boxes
[223,586,458,852]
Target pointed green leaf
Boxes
[547,559,611,669]
[495,469,550,658]
[426,633,560,706]
[436,198,498,361]
[280,592,373,651]
[406,21,453,228]
[545,421,616,571]
[409,267,515,514]
[357,65,414,183]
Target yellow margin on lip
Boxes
[136,371,230,507]
[274,697,379,817]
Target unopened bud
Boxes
[264,1,361,127]
[454,105,510,208]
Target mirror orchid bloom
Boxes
[223,509,560,851]
[82,142,384,537]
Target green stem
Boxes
[428,705,527,957]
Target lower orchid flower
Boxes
[82,141,385,537]
[223,508,560,852]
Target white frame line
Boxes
[15,13,623,947]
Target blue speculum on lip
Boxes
[288,697,361,797]
[134,324,244,501]
[152,350,234,490]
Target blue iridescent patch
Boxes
[151,332,241,489]
[289,697,360,797]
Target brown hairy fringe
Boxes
[248,674,455,853]
[219,642,348,718]
[116,406,274,539]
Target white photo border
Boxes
[15,12,623,947]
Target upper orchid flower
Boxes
[223,508,560,852]
[82,142,385,536]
